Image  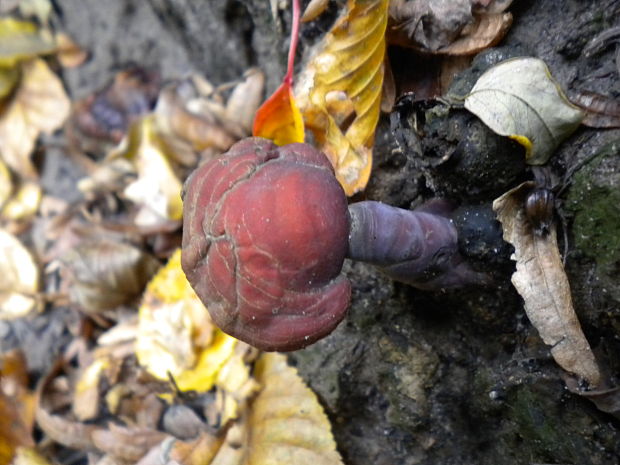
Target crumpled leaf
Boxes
[493,182,601,386]
[0,159,11,209]
[388,0,512,55]
[210,353,343,465]
[0,18,56,67]
[136,249,237,393]
[296,0,388,195]
[109,115,184,226]
[0,229,40,319]
[464,57,584,165]
[60,237,161,313]
[0,58,70,179]
[253,0,303,145]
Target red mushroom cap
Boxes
[181,138,351,351]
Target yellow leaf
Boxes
[12,447,52,465]
[109,115,184,226]
[136,249,240,393]
[0,58,70,179]
[296,0,388,195]
[253,81,304,145]
[0,229,40,319]
[1,181,41,221]
[211,353,343,465]
[0,18,56,67]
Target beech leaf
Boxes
[493,182,601,386]
[296,0,389,195]
[211,353,343,465]
[464,57,584,165]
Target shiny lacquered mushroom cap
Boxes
[181,138,351,351]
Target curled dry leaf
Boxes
[464,57,584,165]
[108,115,184,227]
[295,0,389,195]
[388,0,512,54]
[136,249,246,396]
[569,89,620,129]
[69,67,160,148]
[493,182,601,386]
[0,229,40,319]
[91,423,168,463]
[55,32,88,68]
[60,237,160,313]
[0,58,70,179]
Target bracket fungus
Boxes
[182,138,485,351]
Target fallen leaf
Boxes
[493,182,601,386]
[464,57,584,165]
[569,89,620,128]
[388,0,512,55]
[91,424,168,463]
[0,159,11,209]
[12,447,52,465]
[18,0,53,25]
[60,237,161,313]
[226,68,265,134]
[301,0,329,22]
[109,115,184,227]
[210,353,343,465]
[0,351,35,463]
[72,357,110,421]
[55,32,88,68]
[0,18,55,67]
[253,0,304,145]
[253,79,304,145]
[0,229,40,319]
[1,180,41,221]
[136,249,238,392]
[0,65,19,100]
[296,0,389,195]
[0,58,70,179]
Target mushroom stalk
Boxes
[347,201,488,290]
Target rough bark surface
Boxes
[46,1,620,464]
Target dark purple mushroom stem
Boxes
[347,201,489,290]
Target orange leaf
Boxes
[252,80,304,145]
[252,0,305,145]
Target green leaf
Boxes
[464,57,584,165]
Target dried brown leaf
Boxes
[569,89,620,129]
[0,58,69,179]
[225,68,265,134]
[60,238,160,313]
[55,32,88,68]
[35,402,99,451]
[438,12,512,55]
[91,423,168,462]
[493,182,601,386]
